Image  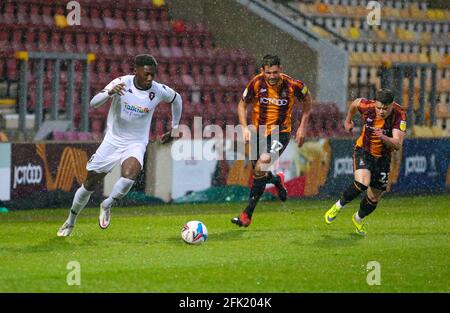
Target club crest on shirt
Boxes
[149,92,155,100]
[400,120,406,131]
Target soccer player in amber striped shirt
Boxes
[324,89,407,236]
[231,54,312,228]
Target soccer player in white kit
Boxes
[57,54,182,236]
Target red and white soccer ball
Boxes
[181,221,208,245]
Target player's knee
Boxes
[122,169,139,180]
[354,181,368,191]
[259,153,271,164]
[83,178,100,191]
[367,193,380,203]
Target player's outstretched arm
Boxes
[295,92,312,147]
[90,83,125,108]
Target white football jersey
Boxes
[101,75,177,146]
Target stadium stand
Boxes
[263,0,449,135]
[0,0,256,140]
[1,0,447,140]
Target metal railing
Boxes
[381,62,437,128]
[15,51,95,132]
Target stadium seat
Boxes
[77,131,92,141]
[11,30,24,51]
[89,8,105,29]
[0,2,15,24]
[181,37,194,60]
[169,36,183,60]
[125,10,139,31]
[53,131,66,141]
[50,31,63,52]
[112,34,124,56]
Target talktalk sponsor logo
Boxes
[125,104,150,114]
[260,97,288,106]
[405,155,427,176]
[13,163,43,188]
[334,157,353,177]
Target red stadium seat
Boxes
[125,10,139,31]
[111,34,124,56]
[87,33,101,54]
[0,30,12,54]
[89,8,105,29]
[24,30,38,51]
[114,9,128,30]
[41,5,54,27]
[75,33,88,53]
[180,37,194,61]
[63,33,76,53]
[146,36,161,59]
[50,31,63,52]
[77,132,92,141]
[53,131,66,141]
[169,36,183,60]
[99,35,111,55]
[30,3,44,26]
[11,30,24,51]
[137,11,151,32]
[6,59,18,80]
[17,3,29,25]
[0,2,16,24]
[123,36,135,56]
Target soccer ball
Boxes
[181,221,208,245]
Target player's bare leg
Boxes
[57,171,106,237]
[99,157,140,229]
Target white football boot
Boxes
[98,202,111,229]
[57,222,74,237]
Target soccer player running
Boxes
[231,54,312,227]
[324,88,407,236]
[57,54,182,236]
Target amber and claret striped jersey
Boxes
[355,98,407,157]
[242,73,309,135]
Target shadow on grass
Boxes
[312,233,365,248]
[1,235,103,254]
[163,229,248,246]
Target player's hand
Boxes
[295,127,306,148]
[108,83,126,96]
[373,128,387,141]
[243,126,251,143]
[160,128,179,144]
[344,120,354,133]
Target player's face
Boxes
[134,65,156,89]
[262,65,282,86]
[375,101,393,119]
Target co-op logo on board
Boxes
[13,163,43,188]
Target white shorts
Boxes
[86,140,147,173]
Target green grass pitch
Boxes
[0,194,449,292]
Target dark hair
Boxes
[261,54,281,68]
[134,54,158,67]
[375,88,394,105]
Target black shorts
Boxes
[250,132,290,168]
[353,147,391,191]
